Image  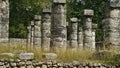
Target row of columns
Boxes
[27,0,97,51]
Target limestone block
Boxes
[34,21,41,26]
[42,38,50,51]
[53,0,66,4]
[70,34,77,40]
[42,23,51,30]
[0,53,15,57]
[110,0,120,7]
[0,32,8,38]
[42,7,51,13]
[34,38,41,46]
[0,24,9,32]
[84,30,92,37]
[42,30,50,38]
[70,40,78,48]
[34,26,41,32]
[0,38,9,43]
[110,9,120,18]
[53,16,66,27]
[18,53,34,60]
[84,9,94,16]
[34,15,41,21]
[78,32,83,47]
[42,53,57,60]
[71,23,78,30]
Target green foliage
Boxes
[67,0,107,41]
[10,0,106,41]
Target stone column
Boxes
[78,27,83,49]
[42,7,51,51]
[51,0,67,49]
[83,9,94,50]
[103,0,120,49]
[92,24,97,50]
[0,0,9,44]
[33,15,41,49]
[30,21,34,48]
[70,18,78,49]
[27,26,31,47]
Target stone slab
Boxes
[18,53,34,60]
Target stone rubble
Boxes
[0,59,118,68]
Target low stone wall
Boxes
[9,38,27,47]
[0,59,118,68]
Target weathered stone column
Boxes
[78,27,83,49]
[91,24,97,50]
[27,26,31,47]
[70,18,78,49]
[33,15,41,49]
[83,9,94,50]
[51,0,67,49]
[42,7,51,51]
[0,0,9,44]
[103,0,120,49]
[30,21,34,48]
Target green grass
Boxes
[0,45,119,64]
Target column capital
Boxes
[34,15,41,21]
[42,7,51,13]
[70,17,78,23]
[53,0,66,4]
[83,9,94,16]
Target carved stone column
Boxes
[70,18,78,49]
[33,15,41,49]
[83,9,94,50]
[78,27,83,49]
[103,0,120,49]
[0,0,9,44]
[51,0,67,49]
[42,7,51,51]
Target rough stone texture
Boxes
[42,53,57,60]
[0,0,9,43]
[9,38,27,47]
[18,53,34,60]
[42,7,51,51]
[91,32,96,50]
[83,9,94,50]
[103,1,120,48]
[30,21,34,48]
[109,0,120,8]
[0,53,15,57]
[0,59,118,68]
[70,18,78,48]
[27,26,31,47]
[33,15,41,48]
[51,0,67,49]
[78,28,83,48]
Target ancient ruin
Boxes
[0,0,9,44]
[0,0,120,51]
[103,0,120,49]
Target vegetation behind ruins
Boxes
[9,0,106,42]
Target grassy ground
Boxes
[0,45,119,64]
